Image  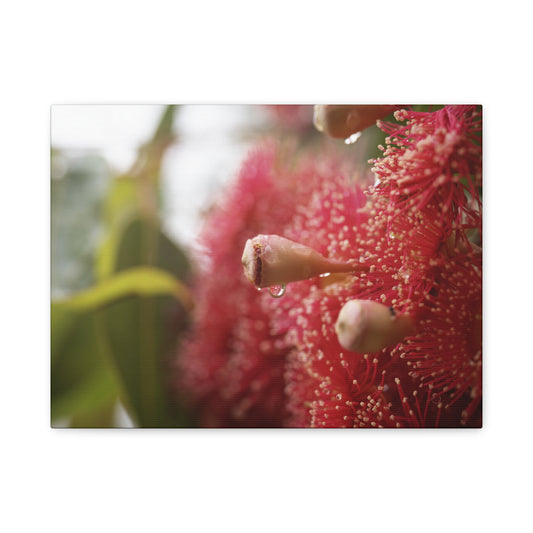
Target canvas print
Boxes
[51,104,482,428]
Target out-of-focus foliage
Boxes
[51,106,193,427]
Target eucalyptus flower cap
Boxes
[313,105,397,139]
[335,299,415,354]
[242,234,355,289]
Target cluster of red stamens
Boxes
[176,105,482,428]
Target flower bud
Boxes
[242,234,354,289]
[313,105,397,139]
[335,299,415,353]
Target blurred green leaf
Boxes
[96,293,190,427]
[128,105,177,186]
[96,177,138,280]
[103,176,138,227]
[57,266,192,313]
[152,105,176,143]
[95,106,184,281]
[51,303,118,424]
[98,217,192,427]
[51,265,192,426]
[51,105,192,428]
[114,217,191,280]
[70,402,117,428]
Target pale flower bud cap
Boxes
[242,234,355,289]
[335,299,415,353]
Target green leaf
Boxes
[151,105,177,145]
[51,106,191,428]
[95,294,189,427]
[96,216,192,427]
[114,217,191,281]
[70,401,117,428]
[97,216,193,427]
[56,266,192,313]
[51,266,192,426]
[51,303,118,424]
[57,263,192,427]
[95,106,180,280]
[96,177,138,280]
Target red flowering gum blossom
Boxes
[313,105,398,139]
[175,142,352,427]
[371,105,482,228]
[241,234,355,289]
[397,251,482,424]
[265,106,481,428]
[178,105,482,428]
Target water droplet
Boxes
[344,132,362,145]
[399,266,411,282]
[268,284,286,298]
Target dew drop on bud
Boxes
[399,266,411,282]
[268,284,286,298]
[344,132,362,145]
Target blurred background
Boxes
[52,105,267,296]
[50,104,382,428]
